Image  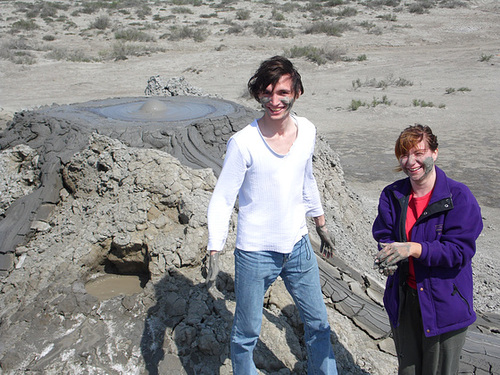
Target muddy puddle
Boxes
[85,274,144,301]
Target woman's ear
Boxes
[433,148,439,161]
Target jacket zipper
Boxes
[452,284,472,314]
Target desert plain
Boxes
[0,0,499,372]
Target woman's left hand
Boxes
[375,242,413,266]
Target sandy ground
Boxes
[1,0,499,312]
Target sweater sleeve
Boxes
[207,137,247,251]
[303,154,324,217]
[372,187,398,248]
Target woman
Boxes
[372,124,483,375]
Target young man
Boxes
[206,56,338,374]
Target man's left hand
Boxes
[316,225,335,258]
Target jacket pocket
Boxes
[452,283,472,315]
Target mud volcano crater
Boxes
[0,96,259,274]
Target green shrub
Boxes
[358,21,376,31]
[336,7,357,17]
[479,53,493,62]
[305,21,351,36]
[46,47,95,62]
[171,0,203,5]
[376,13,397,21]
[167,26,210,42]
[172,6,194,14]
[43,35,56,41]
[115,28,155,42]
[252,21,294,38]
[236,9,250,20]
[100,42,166,60]
[446,87,471,94]
[0,39,37,64]
[413,99,435,107]
[408,0,435,14]
[364,0,401,8]
[90,15,111,30]
[272,9,285,21]
[352,75,413,90]
[226,24,245,34]
[349,99,367,111]
[136,5,152,19]
[285,45,346,65]
[371,95,392,106]
[439,0,468,8]
[11,19,39,31]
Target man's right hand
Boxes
[206,251,220,283]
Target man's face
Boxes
[258,74,296,121]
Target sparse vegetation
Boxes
[446,87,471,94]
[285,45,345,65]
[165,25,210,42]
[252,21,294,38]
[0,0,489,68]
[408,0,434,14]
[349,99,366,111]
[0,38,38,64]
[100,42,166,60]
[305,21,351,36]
[271,9,285,21]
[348,95,392,110]
[413,99,446,108]
[115,28,155,42]
[11,19,39,31]
[352,75,413,90]
[46,47,95,62]
[336,7,358,17]
[172,6,194,14]
[439,0,468,9]
[90,15,111,30]
[479,53,493,62]
[377,13,397,21]
[236,9,250,20]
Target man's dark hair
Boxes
[248,56,304,102]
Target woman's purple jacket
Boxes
[372,166,483,337]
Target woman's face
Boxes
[399,139,438,182]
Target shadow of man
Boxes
[140,258,372,374]
[140,267,231,374]
[140,264,301,374]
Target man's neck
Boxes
[258,114,293,137]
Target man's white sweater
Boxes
[207,115,324,254]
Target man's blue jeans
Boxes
[230,235,338,375]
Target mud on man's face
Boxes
[258,74,296,120]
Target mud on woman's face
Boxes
[399,141,437,181]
